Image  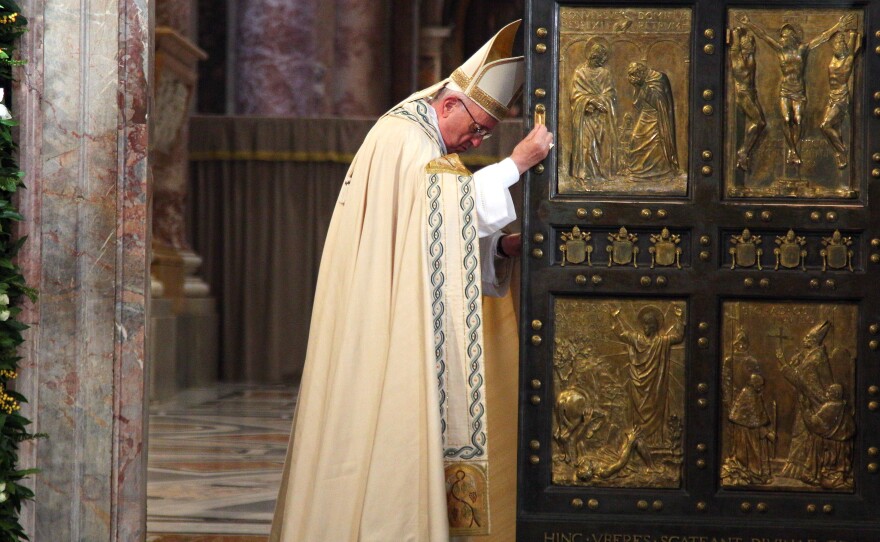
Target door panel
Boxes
[518,0,880,539]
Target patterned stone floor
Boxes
[147,384,297,539]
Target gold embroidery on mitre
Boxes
[426,153,472,176]
[451,69,471,92]
[451,67,509,121]
[466,82,509,121]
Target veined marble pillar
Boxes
[332,0,390,115]
[236,0,330,115]
[151,0,218,398]
[157,1,195,36]
[236,0,389,116]
[152,28,207,299]
[151,27,218,398]
[153,0,207,303]
[16,0,151,539]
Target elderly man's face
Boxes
[438,96,498,154]
[628,67,645,86]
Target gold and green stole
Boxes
[389,99,492,536]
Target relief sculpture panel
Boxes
[721,301,857,492]
[552,298,687,488]
[558,8,691,196]
[725,9,863,198]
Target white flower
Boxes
[0,88,11,121]
[0,294,10,306]
[0,310,10,322]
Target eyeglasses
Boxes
[457,99,492,140]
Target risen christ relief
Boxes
[551,299,687,489]
[611,305,685,446]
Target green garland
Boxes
[0,3,36,541]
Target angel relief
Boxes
[552,299,686,488]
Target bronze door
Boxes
[518,0,880,540]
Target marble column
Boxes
[16,0,151,540]
[152,28,207,299]
[235,0,389,116]
[419,26,453,88]
[152,26,217,397]
[235,0,330,115]
[332,0,389,115]
[152,0,218,396]
[153,0,206,302]
[157,0,195,37]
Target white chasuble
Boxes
[270,99,492,542]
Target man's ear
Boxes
[439,96,457,118]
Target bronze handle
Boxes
[534,104,546,126]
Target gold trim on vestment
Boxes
[426,153,472,176]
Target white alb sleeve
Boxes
[473,157,519,238]
[479,230,512,298]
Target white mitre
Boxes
[391,20,525,120]
[447,20,525,120]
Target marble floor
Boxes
[147,384,297,540]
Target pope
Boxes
[270,20,552,541]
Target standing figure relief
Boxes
[819,27,862,169]
[620,62,681,181]
[570,39,619,183]
[776,321,855,489]
[730,27,766,173]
